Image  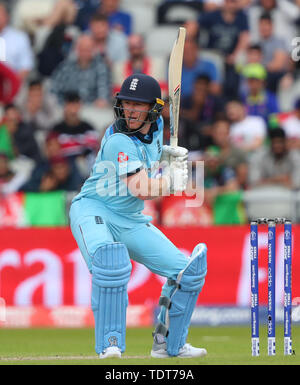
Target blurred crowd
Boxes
[1,0,300,223]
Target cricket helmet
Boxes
[114,74,164,134]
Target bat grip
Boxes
[170,137,178,147]
[169,138,178,164]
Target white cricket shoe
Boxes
[151,343,207,358]
[99,346,122,359]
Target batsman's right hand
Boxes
[161,159,188,193]
[161,145,188,164]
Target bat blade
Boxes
[168,27,186,148]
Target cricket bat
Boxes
[168,27,186,148]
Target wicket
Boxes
[250,218,292,356]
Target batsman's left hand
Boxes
[161,145,188,164]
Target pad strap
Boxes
[159,296,172,309]
[167,279,181,289]
[153,323,169,337]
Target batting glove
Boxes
[161,145,188,164]
[161,159,188,194]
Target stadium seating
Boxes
[146,25,179,57]
[121,3,156,35]
[243,186,296,222]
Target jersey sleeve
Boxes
[102,133,144,177]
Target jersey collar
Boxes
[134,122,158,144]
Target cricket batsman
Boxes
[69,74,207,359]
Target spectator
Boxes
[22,154,84,192]
[0,2,34,81]
[0,113,14,160]
[240,62,279,123]
[0,61,21,104]
[0,104,41,162]
[1,0,17,14]
[236,43,263,71]
[281,98,300,150]
[40,155,84,192]
[248,127,300,189]
[0,152,30,195]
[246,43,264,65]
[248,0,300,47]
[188,0,249,60]
[211,118,248,189]
[237,43,263,96]
[20,131,63,191]
[44,131,63,159]
[203,0,252,12]
[226,98,267,154]
[0,152,14,192]
[37,23,80,77]
[98,0,132,36]
[89,13,128,65]
[37,0,109,34]
[16,78,62,134]
[51,34,111,107]
[42,0,77,28]
[181,38,221,98]
[257,12,289,92]
[20,127,84,192]
[12,0,77,38]
[73,0,101,31]
[50,92,99,176]
[203,145,239,207]
[180,75,224,151]
[186,0,250,96]
[112,33,167,96]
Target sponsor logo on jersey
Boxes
[118,152,129,163]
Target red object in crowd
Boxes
[58,131,100,157]
[160,194,213,227]
[112,57,168,97]
[0,62,21,104]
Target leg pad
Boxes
[157,243,207,356]
[91,243,132,354]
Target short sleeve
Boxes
[102,134,144,177]
[238,11,249,32]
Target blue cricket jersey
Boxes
[73,116,164,224]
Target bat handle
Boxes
[169,138,178,164]
[170,137,178,147]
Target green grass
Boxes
[0,326,299,365]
